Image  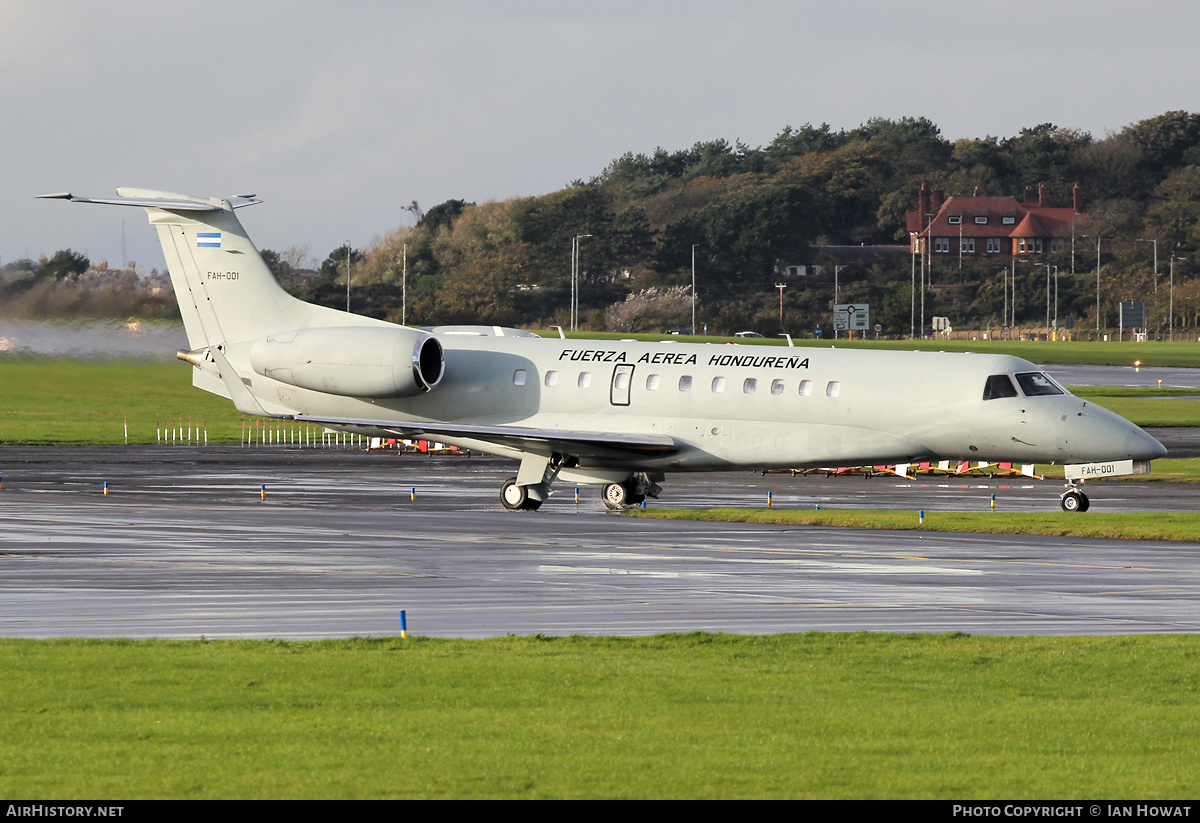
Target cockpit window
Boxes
[983,374,1018,400]
[1015,372,1065,397]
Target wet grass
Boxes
[2,634,1199,799]
[629,507,1200,542]
[0,357,245,444]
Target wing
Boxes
[295,414,677,460]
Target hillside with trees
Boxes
[13,111,1200,337]
[296,110,1200,337]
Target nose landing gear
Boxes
[1060,481,1090,512]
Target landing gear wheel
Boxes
[501,477,542,511]
[602,482,630,510]
[1061,491,1089,512]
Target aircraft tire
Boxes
[501,477,541,511]
[1061,491,1088,513]
[601,482,628,510]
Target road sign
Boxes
[833,304,869,331]
[1120,301,1146,328]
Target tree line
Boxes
[287,110,1200,336]
[13,111,1200,335]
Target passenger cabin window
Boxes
[771,379,785,396]
[646,374,660,391]
[678,375,693,392]
[743,378,757,394]
[711,376,726,393]
[983,374,1018,400]
[544,370,559,387]
[578,372,592,388]
[1015,372,1064,397]
[513,369,527,386]
[798,379,813,397]
[826,381,841,398]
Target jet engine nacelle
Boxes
[249,326,444,398]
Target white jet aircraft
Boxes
[42,189,1166,512]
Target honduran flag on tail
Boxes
[196,232,221,248]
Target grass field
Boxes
[629,508,1200,541]
[3,634,1199,799]
[0,357,247,445]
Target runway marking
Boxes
[547,550,984,576]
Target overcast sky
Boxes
[4,0,1198,272]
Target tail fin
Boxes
[150,194,308,350]
[40,189,380,351]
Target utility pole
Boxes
[345,242,351,313]
[402,242,408,326]
[775,283,787,332]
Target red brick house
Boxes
[906,183,1083,257]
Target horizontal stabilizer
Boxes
[38,191,219,211]
[37,189,260,210]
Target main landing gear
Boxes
[1060,481,1090,512]
[501,477,542,511]
[601,473,662,510]
[602,480,644,510]
[500,468,662,511]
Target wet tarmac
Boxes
[2,446,1198,639]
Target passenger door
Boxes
[610,364,634,406]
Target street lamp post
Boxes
[1169,255,1186,342]
[1053,265,1059,336]
[691,244,698,335]
[571,234,593,331]
[833,265,844,340]
[1000,268,1009,335]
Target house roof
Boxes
[906,193,1080,239]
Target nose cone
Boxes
[1126,426,1168,460]
[1061,400,1167,462]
